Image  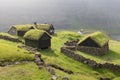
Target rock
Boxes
[50,68,55,75]
[51,75,58,80]
[15,62,20,65]
[46,67,55,75]
[99,77,111,80]
[62,76,69,80]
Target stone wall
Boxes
[64,39,79,46]
[0,35,22,43]
[77,44,109,56]
[61,47,120,72]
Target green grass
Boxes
[39,31,120,80]
[0,39,34,63]
[0,62,51,80]
[57,30,82,40]
[0,31,120,80]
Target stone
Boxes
[99,77,111,80]
[51,75,58,80]
[62,76,69,80]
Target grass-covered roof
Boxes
[78,31,109,47]
[13,24,52,32]
[13,24,33,31]
[24,30,51,40]
[35,24,52,30]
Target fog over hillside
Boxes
[0,0,120,35]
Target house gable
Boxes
[78,37,100,48]
[78,31,109,47]
[40,33,51,40]
[8,26,17,35]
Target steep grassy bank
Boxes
[0,31,119,80]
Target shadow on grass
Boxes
[93,68,120,77]
[39,49,58,57]
[97,50,120,62]
[77,49,120,64]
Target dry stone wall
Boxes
[61,47,120,72]
[0,35,22,43]
[64,39,79,46]
[77,44,108,56]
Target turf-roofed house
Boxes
[34,23,55,35]
[24,29,51,49]
[8,23,54,37]
[77,31,109,56]
[8,24,34,37]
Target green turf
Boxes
[0,62,51,80]
[0,39,34,63]
[78,31,109,47]
[35,24,52,30]
[24,29,51,40]
[14,24,33,31]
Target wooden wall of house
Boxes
[39,39,51,49]
[18,31,26,37]
[25,39,39,48]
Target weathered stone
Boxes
[62,76,69,80]
[99,77,111,80]
[51,75,58,80]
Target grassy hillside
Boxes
[0,39,34,65]
[0,62,51,80]
[0,31,120,80]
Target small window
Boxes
[50,30,53,33]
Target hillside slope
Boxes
[0,31,120,80]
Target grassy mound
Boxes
[0,62,51,80]
[0,39,34,64]
[58,31,82,40]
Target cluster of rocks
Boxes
[34,53,70,80]
[0,61,32,67]
[61,47,120,72]
[99,77,111,80]
[18,45,38,54]
[102,63,120,72]
[48,64,73,74]
[64,39,79,46]
[0,35,22,43]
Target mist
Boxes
[0,0,120,35]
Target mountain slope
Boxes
[0,31,119,80]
